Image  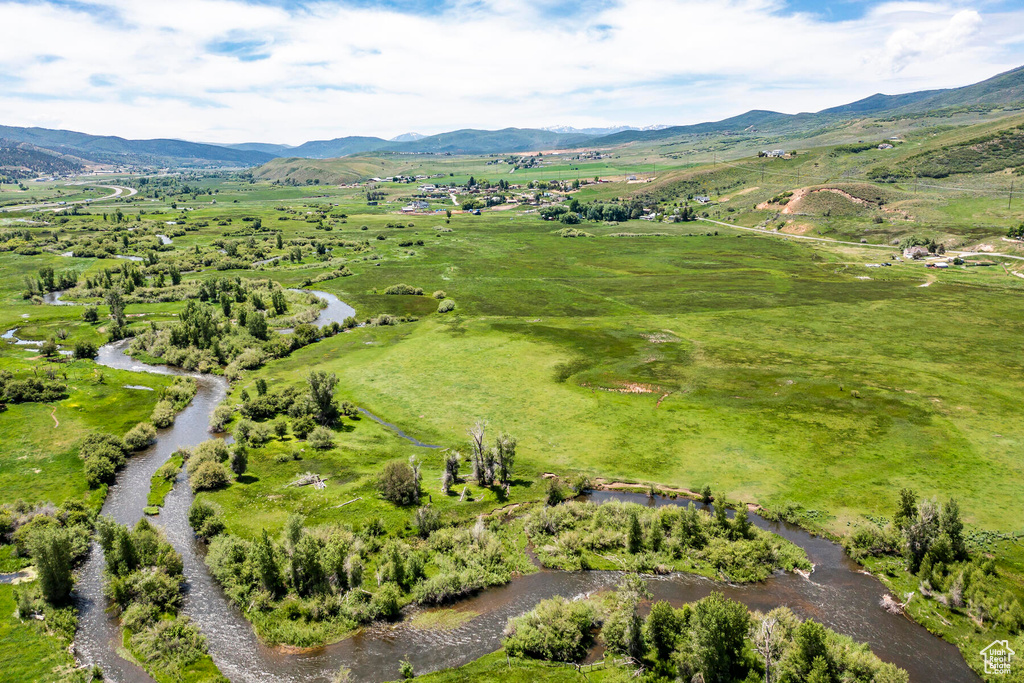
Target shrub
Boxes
[292,415,316,439]
[150,400,176,428]
[189,461,229,491]
[378,461,419,506]
[188,499,216,535]
[73,340,97,359]
[84,455,116,487]
[546,478,565,506]
[209,404,234,432]
[414,506,442,538]
[190,439,230,466]
[437,299,455,313]
[383,283,423,296]
[308,426,335,450]
[503,596,597,661]
[370,583,402,620]
[432,290,446,300]
[82,307,99,323]
[124,422,157,450]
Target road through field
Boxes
[0,183,138,213]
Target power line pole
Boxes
[1010,180,1015,210]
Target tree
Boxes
[253,530,283,595]
[787,620,832,680]
[246,308,268,340]
[679,592,750,683]
[940,498,968,561]
[468,420,491,485]
[40,338,58,358]
[627,510,644,554]
[714,496,730,531]
[271,289,288,315]
[894,488,917,531]
[441,451,460,494]
[751,614,785,683]
[189,460,228,490]
[29,525,74,604]
[903,500,939,572]
[701,485,713,504]
[291,535,325,597]
[219,292,232,317]
[308,426,336,450]
[645,601,682,660]
[105,288,128,340]
[307,370,339,425]
[732,505,752,540]
[495,432,516,485]
[229,445,248,478]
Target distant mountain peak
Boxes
[390,132,425,142]
[542,124,672,136]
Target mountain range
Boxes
[2,65,1023,173]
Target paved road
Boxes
[0,183,138,213]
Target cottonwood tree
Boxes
[468,420,487,483]
[307,370,339,425]
[495,432,517,485]
[29,526,74,604]
[441,451,460,494]
[751,614,785,683]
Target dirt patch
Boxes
[781,222,814,235]
[757,186,810,213]
[580,381,660,395]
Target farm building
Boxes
[903,245,930,260]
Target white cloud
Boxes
[0,0,1020,143]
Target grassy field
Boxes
[0,585,79,683]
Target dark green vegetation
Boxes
[502,576,908,682]
[97,516,226,682]
[524,500,809,580]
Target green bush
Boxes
[437,299,455,313]
[378,461,419,506]
[124,422,157,450]
[150,399,176,428]
[503,596,597,661]
[189,461,229,491]
[370,583,401,620]
[383,283,424,295]
[308,426,335,450]
[73,340,97,359]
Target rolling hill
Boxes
[0,125,276,168]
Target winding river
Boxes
[52,289,980,682]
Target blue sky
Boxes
[1,0,1022,143]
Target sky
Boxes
[1,0,1024,144]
